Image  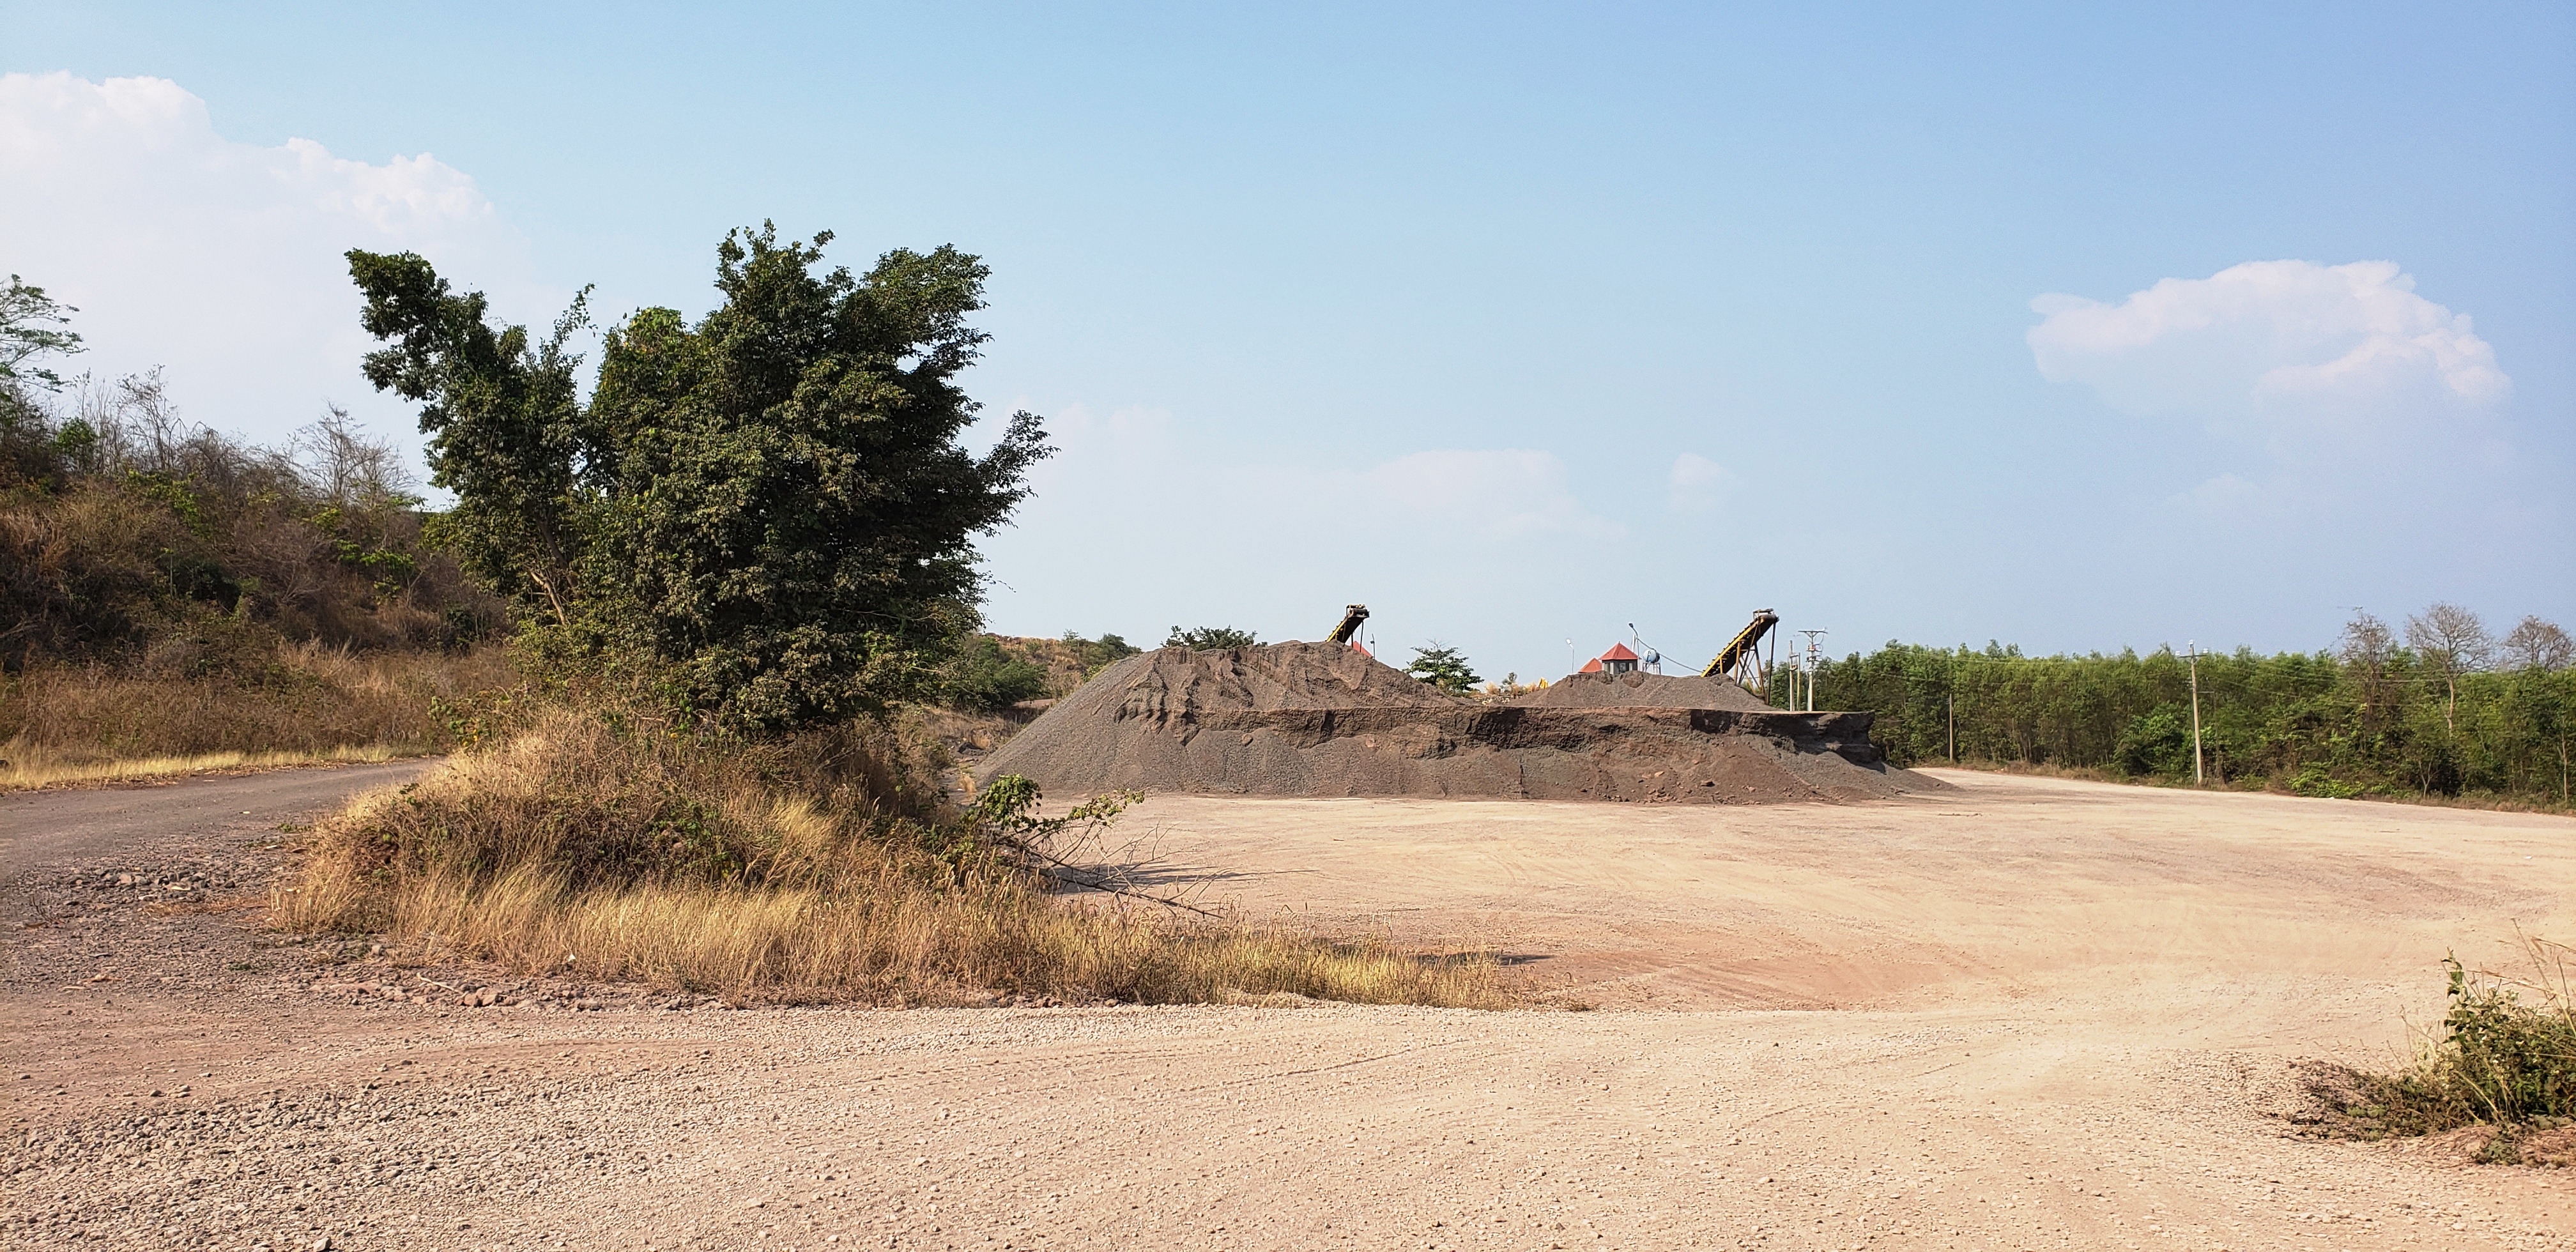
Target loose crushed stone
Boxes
[976,642,1945,804]
[1508,669,1771,712]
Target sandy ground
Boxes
[4,767,2575,1250]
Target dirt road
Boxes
[0,761,436,872]
[6,769,2574,1250]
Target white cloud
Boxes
[2027,260,2508,446]
[1360,448,1621,539]
[1666,452,1727,513]
[0,72,548,455]
[2030,261,2545,560]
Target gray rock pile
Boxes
[975,642,1943,804]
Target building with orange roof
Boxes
[1579,643,1641,675]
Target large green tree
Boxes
[347,252,595,623]
[349,225,1050,731]
[586,227,1048,728]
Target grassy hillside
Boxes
[2,376,511,782]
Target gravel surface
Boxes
[1506,671,1768,712]
[0,761,436,871]
[4,767,2574,1249]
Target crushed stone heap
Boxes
[975,641,1943,804]
[1507,669,1771,712]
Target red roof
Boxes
[1577,657,1605,673]
[1598,643,1639,661]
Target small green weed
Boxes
[2288,767,2366,800]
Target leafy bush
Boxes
[2288,767,2365,799]
[935,634,1051,712]
[1165,625,1258,650]
[1059,630,1140,678]
[2113,706,2194,777]
[1406,641,1482,694]
[2304,939,2576,1162]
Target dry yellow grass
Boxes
[272,706,1505,1008]
[0,741,406,791]
[0,641,510,790]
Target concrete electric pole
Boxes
[1797,629,1827,712]
[2186,640,2205,786]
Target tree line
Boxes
[1786,607,2573,805]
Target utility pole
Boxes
[2186,640,2205,786]
[1775,627,1795,710]
[1797,629,1827,712]
[1947,688,1956,763]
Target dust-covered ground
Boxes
[4,768,2575,1250]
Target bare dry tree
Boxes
[2339,609,2396,732]
[68,368,241,480]
[296,404,415,507]
[2500,615,2573,673]
[2340,610,2393,667]
[113,369,187,472]
[2407,602,2492,733]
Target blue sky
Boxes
[8,3,2570,680]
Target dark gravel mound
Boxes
[976,643,1943,804]
[1509,670,1770,712]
